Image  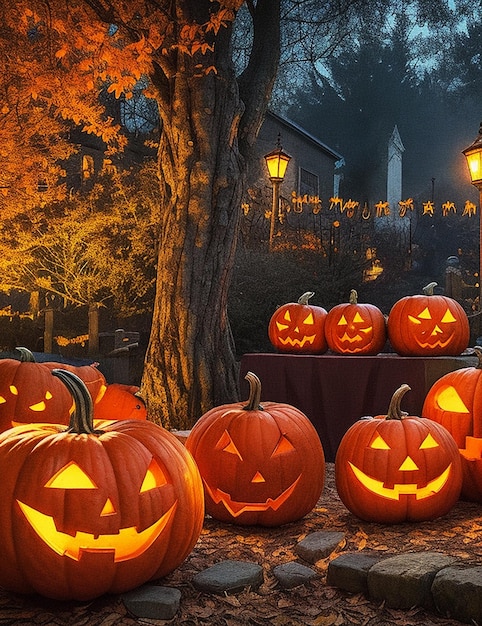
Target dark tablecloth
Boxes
[239,353,477,462]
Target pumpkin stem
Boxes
[52,369,103,435]
[243,371,264,411]
[386,384,411,420]
[15,347,36,362]
[349,289,358,305]
[297,292,315,305]
[422,282,438,296]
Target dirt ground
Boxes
[1,463,481,626]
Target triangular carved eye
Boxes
[337,315,348,326]
[435,386,470,413]
[420,433,439,449]
[353,312,365,323]
[441,309,457,323]
[140,458,168,492]
[216,430,243,460]
[302,312,314,325]
[45,462,97,489]
[284,311,291,322]
[370,434,390,449]
[271,435,295,457]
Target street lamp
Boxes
[462,122,482,313]
[264,137,291,251]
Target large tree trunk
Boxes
[141,24,245,429]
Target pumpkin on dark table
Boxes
[324,289,386,355]
[268,291,328,354]
[387,282,469,356]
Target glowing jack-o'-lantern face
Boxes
[0,359,74,432]
[335,384,462,523]
[268,291,328,354]
[0,370,204,601]
[325,290,386,355]
[388,284,469,356]
[422,349,482,502]
[186,372,325,526]
[17,456,175,563]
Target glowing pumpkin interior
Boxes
[17,456,176,562]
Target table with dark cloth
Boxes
[239,353,477,462]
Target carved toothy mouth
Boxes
[277,336,316,347]
[17,500,177,562]
[348,462,452,500]
[203,475,302,517]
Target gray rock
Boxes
[327,552,385,594]
[192,560,264,595]
[122,585,181,620]
[273,561,318,589]
[367,552,458,610]
[432,565,482,624]
[295,531,345,564]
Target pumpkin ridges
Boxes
[335,385,462,523]
[387,285,469,356]
[0,371,204,600]
[324,290,387,355]
[186,373,325,527]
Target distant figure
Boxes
[445,256,466,301]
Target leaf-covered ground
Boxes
[2,464,481,625]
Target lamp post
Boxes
[264,138,291,251]
[462,122,482,315]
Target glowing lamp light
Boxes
[462,124,482,314]
[463,123,482,188]
[264,145,291,182]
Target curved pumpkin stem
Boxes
[349,289,358,305]
[297,292,315,305]
[52,369,103,435]
[422,282,438,296]
[386,384,411,420]
[15,346,36,362]
[243,371,264,411]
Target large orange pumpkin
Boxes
[335,384,462,523]
[387,282,469,356]
[324,289,386,355]
[268,291,328,354]
[186,371,325,527]
[0,370,204,600]
[422,347,482,502]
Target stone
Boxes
[273,561,318,589]
[326,552,384,594]
[294,531,345,564]
[122,585,181,620]
[367,552,458,610]
[432,565,482,624]
[192,560,264,595]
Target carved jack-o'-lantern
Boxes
[186,371,325,526]
[0,354,73,432]
[0,370,204,601]
[387,282,469,356]
[422,347,482,502]
[325,290,387,355]
[335,384,462,523]
[268,291,328,354]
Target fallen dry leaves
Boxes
[1,464,481,625]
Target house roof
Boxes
[267,110,344,163]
